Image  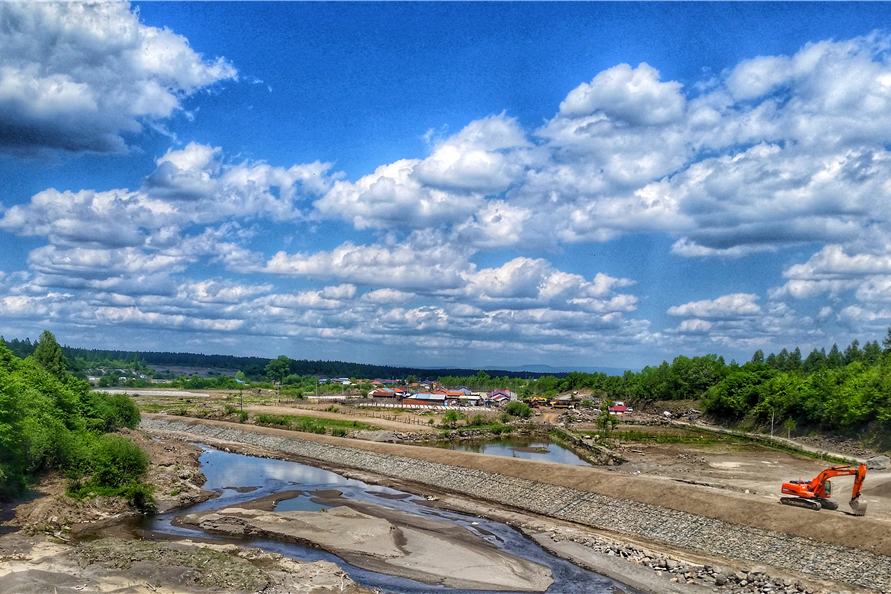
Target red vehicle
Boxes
[780,464,867,515]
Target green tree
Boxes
[789,347,803,371]
[33,330,67,379]
[827,344,845,369]
[596,402,619,433]
[265,355,291,385]
[883,325,891,353]
[783,417,796,439]
[863,340,882,365]
[803,348,827,373]
[751,349,765,365]
[441,410,465,429]
[844,340,862,364]
[0,343,27,498]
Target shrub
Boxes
[440,410,465,429]
[505,402,531,418]
[104,393,141,429]
[91,434,149,489]
[122,480,156,513]
[490,424,512,435]
[331,428,347,437]
[468,414,489,427]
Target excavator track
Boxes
[780,497,822,511]
[814,497,839,510]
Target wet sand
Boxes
[177,492,554,592]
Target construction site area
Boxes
[3,390,891,594]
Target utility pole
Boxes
[771,410,775,439]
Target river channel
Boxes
[141,445,637,594]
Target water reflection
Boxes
[200,452,358,490]
[146,446,636,594]
[435,439,590,467]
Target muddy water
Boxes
[143,446,637,594]
[431,438,591,466]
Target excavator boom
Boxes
[780,464,867,516]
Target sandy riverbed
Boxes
[177,489,554,592]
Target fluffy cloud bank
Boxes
[4,7,891,364]
[0,2,236,156]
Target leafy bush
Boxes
[505,402,531,418]
[91,434,149,488]
[331,427,347,437]
[467,414,489,427]
[489,424,512,435]
[440,410,465,428]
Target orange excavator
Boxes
[780,464,867,515]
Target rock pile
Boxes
[794,435,879,459]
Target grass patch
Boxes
[579,429,744,444]
[255,413,292,426]
[255,414,378,434]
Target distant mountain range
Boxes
[509,364,633,375]
[2,336,632,379]
[413,364,633,376]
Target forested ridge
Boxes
[525,337,891,439]
[0,338,556,381]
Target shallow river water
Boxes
[432,438,591,466]
[144,446,637,594]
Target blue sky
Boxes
[2,2,891,370]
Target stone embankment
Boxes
[140,417,891,593]
[539,530,844,593]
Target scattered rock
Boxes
[866,455,890,470]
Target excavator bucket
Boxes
[849,499,867,516]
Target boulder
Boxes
[866,455,890,470]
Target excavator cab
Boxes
[822,480,832,498]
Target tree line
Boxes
[0,338,560,382]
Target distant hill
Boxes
[0,337,607,380]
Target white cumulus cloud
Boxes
[0,2,237,156]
